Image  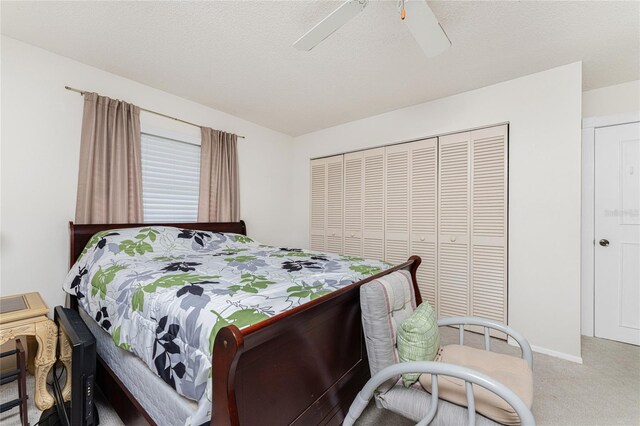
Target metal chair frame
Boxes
[346,316,535,426]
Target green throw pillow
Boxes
[396,301,440,387]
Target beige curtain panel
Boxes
[198,127,240,222]
[75,92,143,224]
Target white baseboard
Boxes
[507,337,583,364]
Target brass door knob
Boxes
[599,239,610,247]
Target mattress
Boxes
[80,307,197,426]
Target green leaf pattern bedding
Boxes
[62,226,391,425]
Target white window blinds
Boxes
[141,133,200,223]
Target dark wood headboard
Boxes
[68,220,247,268]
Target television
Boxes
[40,306,98,426]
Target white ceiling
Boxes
[2,1,639,136]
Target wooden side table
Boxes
[0,292,57,410]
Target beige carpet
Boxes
[356,329,640,426]
[1,332,638,425]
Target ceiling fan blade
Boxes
[294,0,368,51]
[404,0,451,58]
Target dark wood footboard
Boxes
[212,256,422,426]
[68,221,422,425]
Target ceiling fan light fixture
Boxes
[293,0,450,59]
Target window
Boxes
[141,133,200,223]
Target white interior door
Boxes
[594,121,640,345]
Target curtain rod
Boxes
[64,86,245,139]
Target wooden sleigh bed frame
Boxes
[68,220,422,426]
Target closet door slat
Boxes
[326,155,344,254]
[310,158,327,251]
[438,243,469,317]
[363,148,385,261]
[409,138,438,307]
[471,125,508,326]
[344,152,364,256]
[438,132,471,318]
[385,145,410,264]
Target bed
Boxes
[66,221,422,425]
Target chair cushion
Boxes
[360,270,417,392]
[419,345,533,426]
[396,301,440,386]
[376,382,500,426]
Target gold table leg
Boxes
[33,320,58,410]
[59,327,73,401]
[0,318,58,410]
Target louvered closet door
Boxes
[385,145,410,264]
[363,148,385,261]
[326,155,344,254]
[470,125,508,325]
[438,132,471,318]
[344,152,364,256]
[409,138,438,307]
[310,158,327,251]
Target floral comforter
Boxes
[62,226,390,425]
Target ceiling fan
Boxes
[293,0,451,58]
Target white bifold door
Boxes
[309,155,343,253]
[343,151,364,257]
[470,126,508,325]
[438,125,508,325]
[380,139,439,305]
[409,139,439,307]
[363,148,385,260]
[316,148,386,259]
[310,158,327,251]
[438,131,471,318]
[385,144,411,264]
[309,124,508,325]
[340,148,386,259]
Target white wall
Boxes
[0,36,293,312]
[290,63,583,361]
[580,80,640,336]
[0,36,585,360]
[583,80,640,118]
